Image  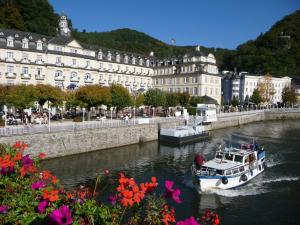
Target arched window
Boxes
[85,73,91,79]
[36,40,43,50]
[132,57,136,65]
[139,58,143,66]
[116,53,120,62]
[55,70,62,77]
[146,59,150,67]
[71,72,77,78]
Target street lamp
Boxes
[82,108,85,122]
[48,107,51,132]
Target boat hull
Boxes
[160,132,210,145]
[193,163,265,191]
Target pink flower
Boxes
[165,180,182,204]
[49,205,72,225]
[31,181,45,190]
[177,216,201,225]
[37,201,48,214]
[0,205,10,214]
[108,195,118,205]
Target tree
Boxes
[144,89,166,107]
[189,96,203,107]
[134,93,145,108]
[282,86,298,106]
[250,89,262,105]
[231,96,239,107]
[177,92,190,107]
[111,84,132,113]
[75,85,112,116]
[35,84,64,109]
[0,0,25,30]
[258,73,275,103]
[165,93,178,108]
[0,85,10,106]
[6,84,37,110]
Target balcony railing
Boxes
[70,76,80,82]
[5,57,16,63]
[21,58,31,64]
[54,76,65,81]
[35,74,45,80]
[84,78,94,83]
[5,72,17,79]
[21,73,31,79]
[35,60,45,65]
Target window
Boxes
[132,57,136,65]
[36,41,43,50]
[225,154,234,161]
[86,61,90,67]
[185,77,190,83]
[70,48,78,54]
[22,67,29,74]
[72,59,76,66]
[7,65,14,73]
[193,87,198,95]
[7,37,14,47]
[146,59,150,67]
[56,57,61,64]
[37,68,42,76]
[234,155,243,163]
[22,39,29,48]
[108,64,112,71]
[124,55,128,64]
[37,55,43,62]
[139,58,143,66]
[55,70,62,77]
[85,73,91,79]
[118,65,121,71]
[99,63,103,69]
[55,46,63,51]
[107,52,112,61]
[98,51,103,60]
[116,54,120,62]
[7,52,14,59]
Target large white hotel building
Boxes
[0,14,222,104]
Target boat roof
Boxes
[203,159,241,170]
[219,147,255,157]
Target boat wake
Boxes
[203,176,300,198]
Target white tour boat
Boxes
[191,143,266,192]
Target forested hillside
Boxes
[0,0,299,78]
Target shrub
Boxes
[0,142,220,225]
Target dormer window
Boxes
[98,50,103,60]
[132,57,136,65]
[22,39,29,49]
[139,58,143,66]
[7,37,14,47]
[146,59,150,67]
[36,41,43,50]
[107,52,112,61]
[116,54,120,62]
[15,34,19,38]
[124,55,128,64]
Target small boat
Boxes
[159,125,210,145]
[191,143,266,192]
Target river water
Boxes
[42,120,300,225]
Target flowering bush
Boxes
[0,142,220,225]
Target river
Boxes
[42,120,300,225]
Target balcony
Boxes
[54,75,65,81]
[84,78,94,83]
[5,57,16,63]
[21,73,31,79]
[21,58,31,64]
[70,76,80,82]
[125,81,130,86]
[5,72,17,79]
[99,79,106,84]
[35,60,45,65]
[35,74,45,80]
[55,62,64,67]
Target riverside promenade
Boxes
[0,108,300,159]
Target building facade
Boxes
[222,71,292,104]
[0,14,154,92]
[152,49,222,104]
[0,13,222,104]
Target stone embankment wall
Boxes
[0,111,300,159]
[0,121,184,159]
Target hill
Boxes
[222,10,300,78]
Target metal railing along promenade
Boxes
[0,117,185,137]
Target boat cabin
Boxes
[196,104,217,123]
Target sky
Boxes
[49,0,300,49]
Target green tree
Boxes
[177,92,190,107]
[0,0,25,30]
[231,96,239,107]
[144,89,166,107]
[6,84,37,110]
[250,89,262,105]
[165,93,178,108]
[0,85,10,106]
[189,96,204,107]
[282,86,298,106]
[134,93,145,108]
[111,84,132,113]
[35,84,64,109]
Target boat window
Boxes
[225,154,233,161]
[239,166,245,172]
[234,155,243,163]
[232,168,239,174]
[225,170,231,175]
[216,170,223,175]
[215,152,223,159]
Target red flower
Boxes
[43,189,59,202]
[38,152,46,159]
[161,204,176,225]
